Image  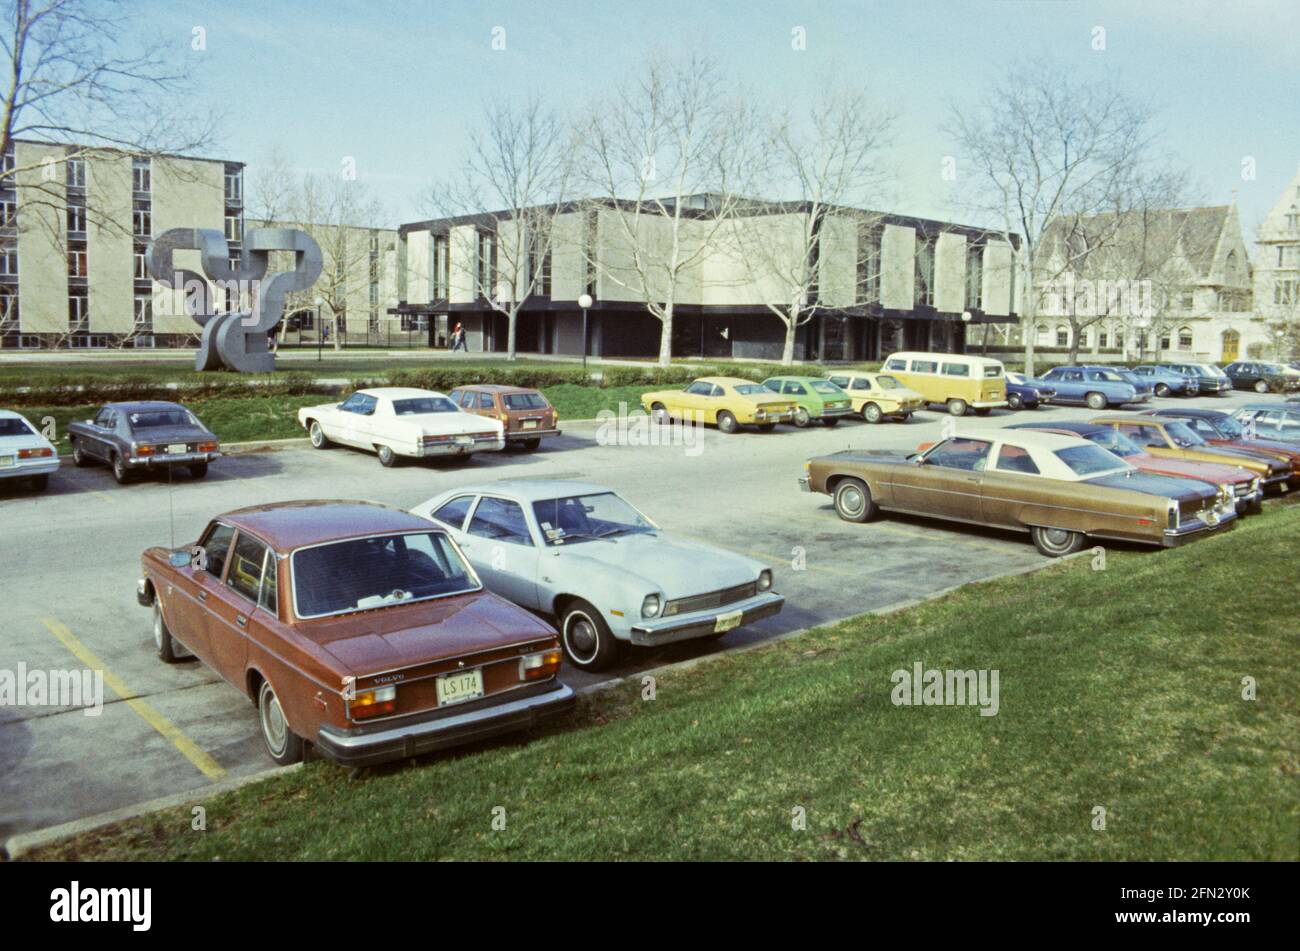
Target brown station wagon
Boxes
[136,500,575,768]
[449,384,560,451]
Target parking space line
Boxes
[40,618,226,781]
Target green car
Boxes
[761,376,855,427]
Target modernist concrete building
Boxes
[0,138,245,350]
[1028,201,1255,362]
[389,198,1020,360]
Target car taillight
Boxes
[136,445,156,457]
[17,448,53,458]
[198,441,218,453]
[519,648,562,681]
[350,685,397,719]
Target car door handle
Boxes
[198,590,208,602]
[236,615,247,629]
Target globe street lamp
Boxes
[577,293,593,372]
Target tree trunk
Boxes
[1020,255,1036,375]
[781,319,797,365]
[657,305,673,368]
[507,310,518,362]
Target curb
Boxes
[220,420,607,456]
[3,543,1081,859]
[223,436,312,454]
[580,549,1086,695]
[2,763,302,861]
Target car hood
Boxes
[1197,446,1290,472]
[128,425,215,444]
[299,590,554,675]
[1129,454,1251,483]
[816,449,915,468]
[1229,438,1300,461]
[1086,469,1215,501]
[554,531,760,598]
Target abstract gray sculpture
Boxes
[146,227,323,373]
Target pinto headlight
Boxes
[758,569,773,591]
[641,594,662,618]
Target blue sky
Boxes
[147,0,1299,243]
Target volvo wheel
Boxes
[258,679,304,766]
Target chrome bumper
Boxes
[418,436,506,456]
[797,476,812,492]
[127,451,220,467]
[0,458,60,478]
[506,428,561,441]
[819,407,855,419]
[1161,511,1237,546]
[314,681,576,768]
[628,591,785,646]
[136,577,151,607]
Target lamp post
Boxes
[960,310,972,353]
[577,293,593,373]
[315,297,325,362]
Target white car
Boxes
[297,387,505,466]
[411,480,784,671]
[0,409,60,492]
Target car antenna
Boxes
[168,463,176,549]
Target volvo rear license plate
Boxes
[436,669,483,706]
[167,444,187,455]
[522,420,539,429]
[714,609,743,633]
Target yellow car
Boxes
[640,377,798,433]
[825,371,925,423]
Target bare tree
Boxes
[420,97,573,361]
[724,87,895,364]
[577,53,761,367]
[946,61,1161,374]
[1035,167,1190,363]
[1,0,217,235]
[247,144,297,224]
[256,171,386,351]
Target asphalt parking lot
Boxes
[0,388,1284,838]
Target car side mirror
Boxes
[168,550,192,569]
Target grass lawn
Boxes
[24,385,663,454]
[30,499,1300,861]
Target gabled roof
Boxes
[1039,205,1235,281]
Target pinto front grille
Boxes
[663,581,758,617]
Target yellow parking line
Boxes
[41,618,226,781]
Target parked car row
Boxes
[62,364,1286,775]
[138,482,785,767]
[801,407,1300,558]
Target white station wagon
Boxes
[0,409,59,492]
[297,387,505,466]
[412,480,785,670]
